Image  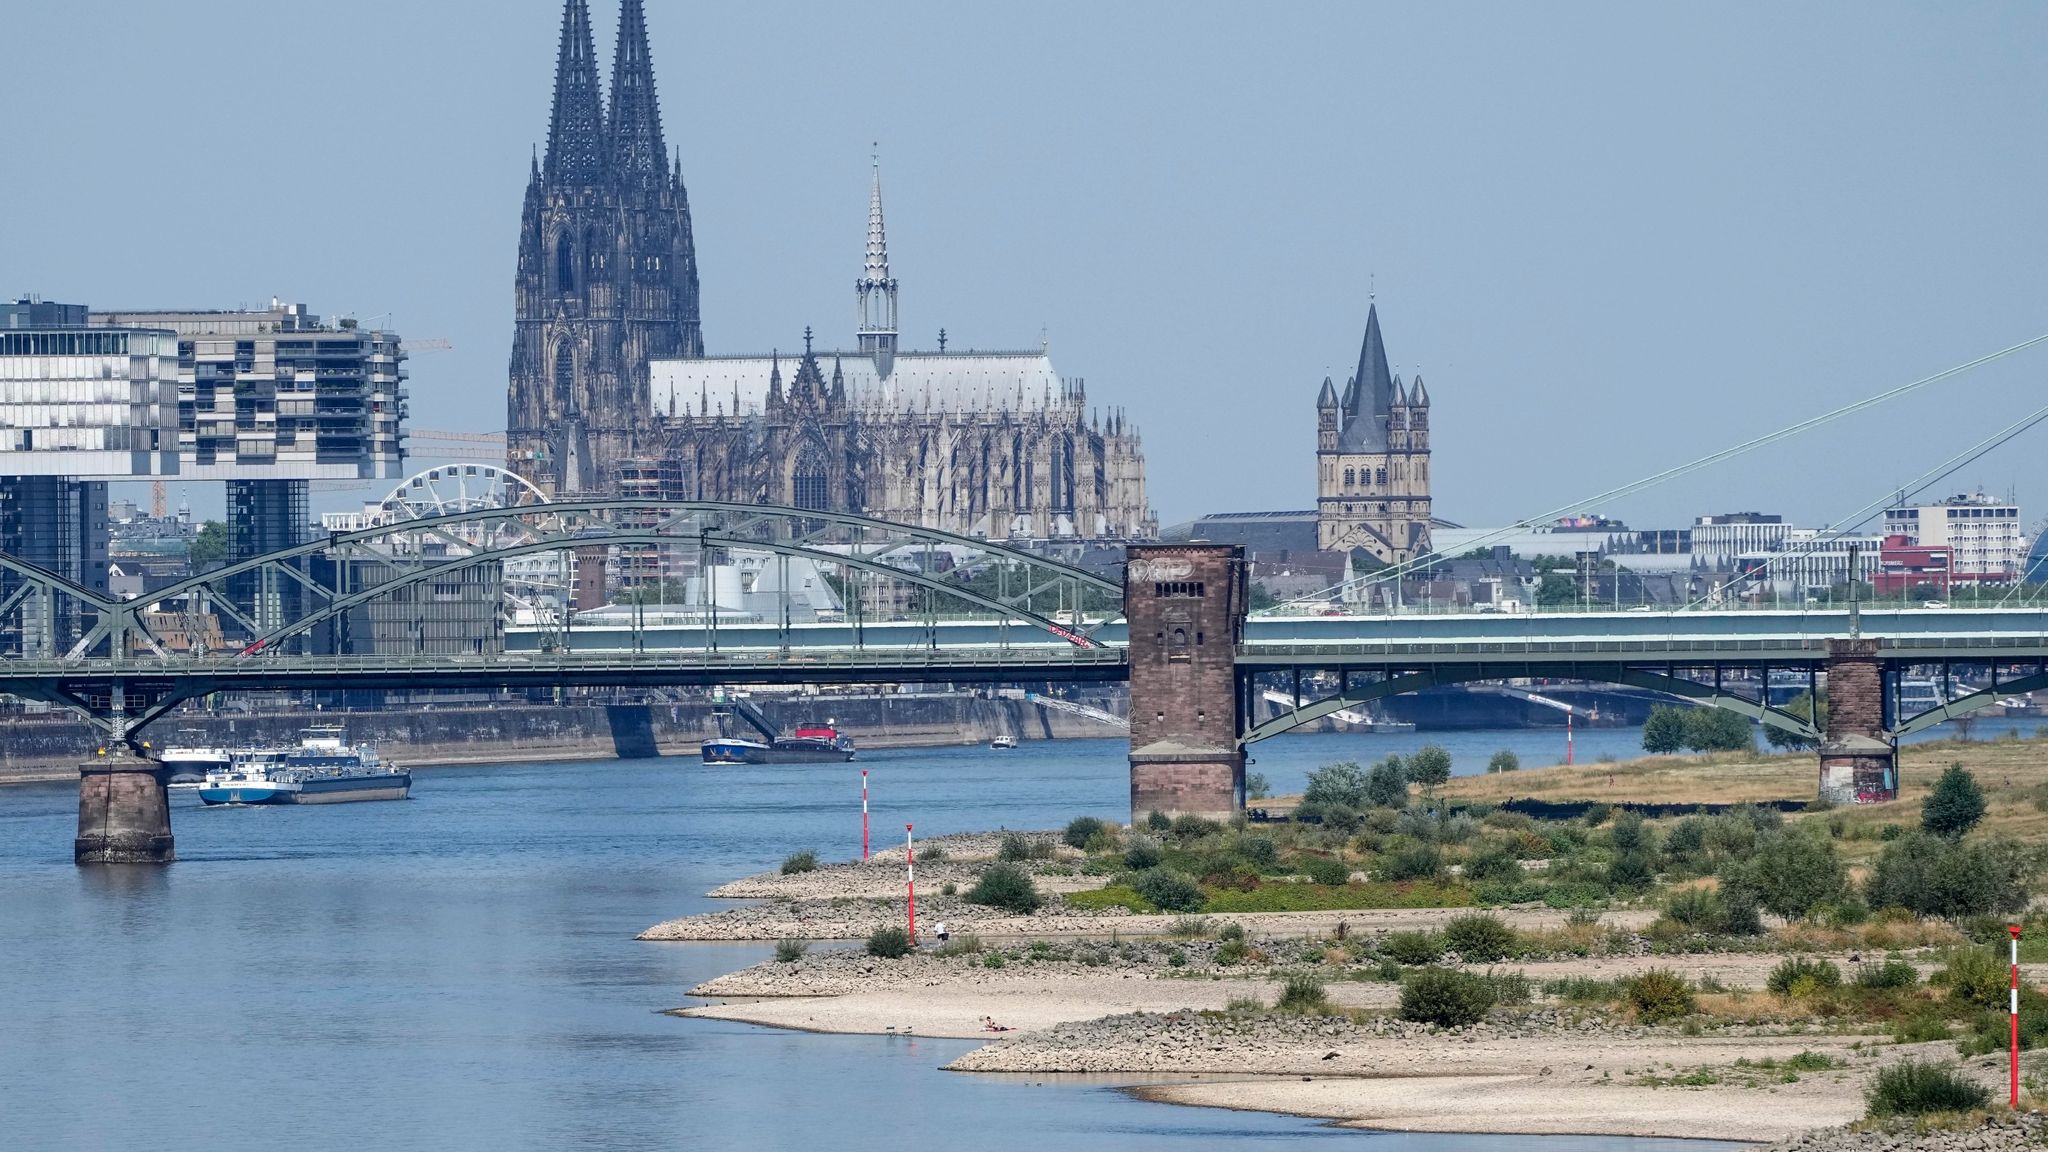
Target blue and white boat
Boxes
[197,728,411,805]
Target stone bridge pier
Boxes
[1125,543,1247,823]
[76,748,175,864]
[1817,637,1898,804]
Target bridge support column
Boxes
[76,750,174,865]
[1818,638,1897,804]
[1125,543,1247,823]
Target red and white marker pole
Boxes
[861,769,870,860]
[906,824,916,945]
[1565,710,1575,766]
[2011,922,2022,1108]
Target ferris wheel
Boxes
[370,463,567,616]
[374,462,548,525]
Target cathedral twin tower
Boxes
[508,0,701,495]
[506,0,1153,542]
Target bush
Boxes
[1237,835,1279,868]
[982,951,1006,970]
[1866,832,2032,919]
[1303,761,1374,809]
[1381,842,1443,882]
[918,845,947,863]
[1277,972,1330,1013]
[1169,814,1219,842]
[1443,913,1517,962]
[781,849,819,875]
[935,933,984,957]
[1935,946,2009,1010]
[866,926,912,958]
[1131,867,1204,913]
[1123,838,1163,870]
[1864,1059,1990,1118]
[1380,930,1445,966]
[1465,846,1522,885]
[967,861,1042,913]
[1728,828,1846,921]
[1219,922,1247,942]
[1609,811,1652,856]
[1399,968,1496,1027]
[1607,851,1656,892]
[1246,771,1271,801]
[1767,956,1843,998]
[999,832,1053,861]
[1854,959,1919,990]
[1303,856,1352,886]
[774,938,810,963]
[1147,810,1172,833]
[1167,915,1212,938]
[1063,816,1109,850]
[1922,763,1987,840]
[1487,749,1520,774]
[1624,968,1696,1023]
[1663,887,1729,933]
[1365,756,1410,808]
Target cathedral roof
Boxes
[1316,376,1337,408]
[1337,302,1396,452]
[651,349,1078,418]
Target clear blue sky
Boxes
[4,1,2044,530]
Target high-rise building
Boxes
[507,0,703,497]
[1883,492,2026,582]
[1314,303,1433,563]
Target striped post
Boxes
[906,824,916,945]
[861,769,869,860]
[2012,922,2022,1109]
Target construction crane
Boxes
[151,480,167,520]
[408,428,508,463]
[406,338,452,353]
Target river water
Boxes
[2,730,1776,1151]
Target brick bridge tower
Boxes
[1125,543,1247,821]
[1817,637,1898,803]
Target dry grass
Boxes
[1767,918,1964,954]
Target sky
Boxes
[3,1,2045,531]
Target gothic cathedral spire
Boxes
[609,0,666,188]
[857,150,899,365]
[544,0,606,185]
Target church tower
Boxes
[1315,303,1433,563]
[855,156,899,372]
[508,0,702,497]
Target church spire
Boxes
[543,0,606,185]
[1336,302,1396,451]
[609,0,667,188]
[856,148,900,365]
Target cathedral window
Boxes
[553,342,574,400]
[793,446,830,511]
[1343,467,1355,488]
[556,234,575,293]
[1376,467,1388,487]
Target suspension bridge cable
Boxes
[1270,328,2048,612]
[1682,396,2048,610]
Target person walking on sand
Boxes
[935,922,950,945]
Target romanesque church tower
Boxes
[1315,303,1432,563]
[507,0,702,497]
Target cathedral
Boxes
[507,0,1152,542]
[1315,303,1433,563]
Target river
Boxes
[2,731,1767,1151]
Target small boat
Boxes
[198,727,410,805]
[701,701,856,764]
[989,736,1017,750]
[701,737,772,765]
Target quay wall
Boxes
[0,695,1123,784]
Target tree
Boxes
[1364,755,1409,808]
[1535,570,1577,607]
[1487,750,1520,774]
[1407,745,1453,798]
[1764,691,1827,751]
[1921,763,1987,840]
[1683,708,1754,753]
[1302,761,1371,810]
[187,520,229,569]
[1865,831,2030,918]
[1247,583,1278,612]
[1245,772,1271,801]
[1642,706,1689,754]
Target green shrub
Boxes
[1407,745,1453,795]
[1237,835,1279,868]
[1583,802,1613,827]
[1865,832,2032,919]
[1224,995,1265,1014]
[866,925,912,958]
[967,861,1042,913]
[1481,968,1534,1005]
[774,938,810,963]
[1662,887,1728,933]
[1169,814,1220,842]
[1934,946,2008,1009]
[1147,810,1172,833]
[1365,756,1410,808]
[1922,763,1987,840]
[1063,816,1109,850]
[1219,922,1247,942]
[1623,968,1696,1023]
[1443,913,1517,962]
[1864,1059,1990,1118]
[1277,972,1330,1013]
[1767,956,1842,998]
[1892,1010,1951,1044]
[1609,811,1652,855]
[1216,938,1251,965]
[1465,846,1522,885]
[1131,867,1205,913]
[1959,985,2048,1056]
[999,832,1052,861]
[1167,915,1211,938]
[1304,855,1352,886]
[1381,842,1443,882]
[1487,750,1520,774]
[1165,947,1186,968]
[1246,771,1271,801]
[1726,828,1846,921]
[940,881,957,896]
[1303,761,1373,809]
[1123,838,1163,870]
[1381,930,1446,966]
[982,951,1006,970]
[918,845,947,863]
[781,849,819,875]
[1854,959,1919,990]
[1399,968,1496,1027]
[1606,851,1655,892]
